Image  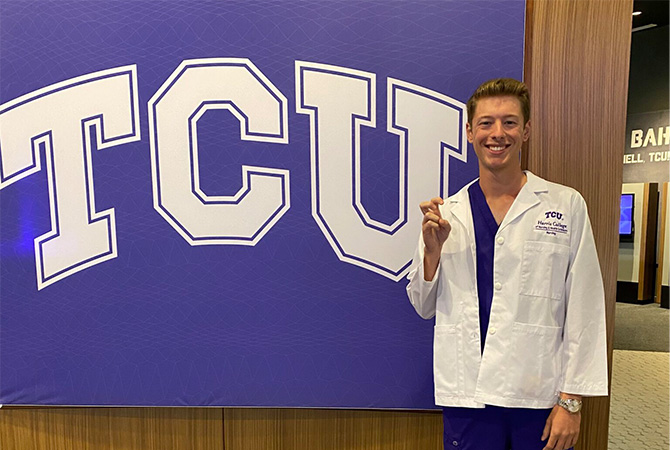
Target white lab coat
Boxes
[406,172,608,409]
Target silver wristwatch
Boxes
[557,398,582,414]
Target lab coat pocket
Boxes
[519,241,570,300]
[506,322,562,400]
[433,324,460,392]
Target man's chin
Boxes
[480,158,521,174]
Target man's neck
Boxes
[478,166,527,200]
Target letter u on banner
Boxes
[149,58,290,246]
[296,61,466,281]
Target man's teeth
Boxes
[489,146,505,151]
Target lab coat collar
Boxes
[448,171,548,232]
[499,171,547,232]
[448,178,478,230]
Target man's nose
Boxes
[490,121,505,138]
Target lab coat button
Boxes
[489,327,497,335]
[494,282,502,291]
[496,236,505,245]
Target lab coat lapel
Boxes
[448,186,477,285]
[499,171,547,232]
[449,195,470,229]
[448,181,475,241]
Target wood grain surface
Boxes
[0,407,223,450]
[656,182,668,303]
[223,408,442,450]
[638,183,651,299]
[0,1,633,449]
[637,183,662,301]
[523,0,633,449]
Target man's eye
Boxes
[505,121,517,125]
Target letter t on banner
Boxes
[0,67,141,290]
[296,61,466,281]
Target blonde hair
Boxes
[466,78,530,125]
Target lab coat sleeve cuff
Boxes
[406,249,440,319]
[559,382,609,397]
[418,257,440,285]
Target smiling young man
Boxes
[406,79,608,450]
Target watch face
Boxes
[562,399,581,413]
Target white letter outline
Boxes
[296,61,466,280]
[0,66,141,289]
[148,58,290,246]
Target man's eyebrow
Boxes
[476,114,520,120]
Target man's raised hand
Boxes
[420,197,451,255]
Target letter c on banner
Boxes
[296,61,466,281]
[149,58,290,246]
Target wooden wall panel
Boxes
[656,183,668,302]
[524,0,633,449]
[638,183,652,299]
[223,408,442,450]
[638,183,660,302]
[0,407,223,450]
[0,1,633,449]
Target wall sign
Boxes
[0,0,524,408]
[624,110,670,183]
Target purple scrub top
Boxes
[468,181,499,353]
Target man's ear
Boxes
[522,120,531,141]
[466,121,474,143]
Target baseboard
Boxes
[616,281,645,303]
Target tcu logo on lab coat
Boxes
[544,211,563,220]
[0,58,467,289]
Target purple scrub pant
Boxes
[442,406,574,450]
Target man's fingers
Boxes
[569,435,578,448]
[421,206,449,222]
[419,197,444,215]
[541,418,551,441]
[543,434,558,450]
[422,212,441,224]
[544,431,577,450]
[419,200,439,214]
[429,198,444,218]
[554,435,567,450]
[564,433,578,449]
[423,215,450,234]
[419,205,441,216]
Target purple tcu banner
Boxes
[0,1,524,408]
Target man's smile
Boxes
[486,144,510,153]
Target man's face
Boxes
[466,95,530,174]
